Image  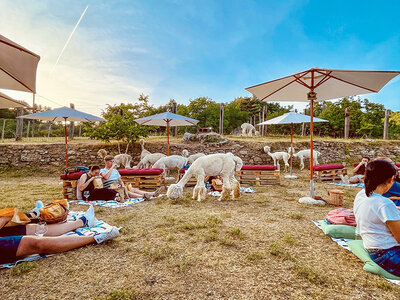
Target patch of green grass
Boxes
[269,241,282,256]
[282,233,296,245]
[10,262,37,276]
[113,214,132,225]
[288,212,303,220]
[205,215,223,227]
[247,251,267,262]
[95,207,105,214]
[219,236,236,247]
[203,228,219,242]
[265,217,276,223]
[344,146,350,155]
[0,165,59,178]
[376,280,394,290]
[228,227,245,239]
[94,288,143,300]
[292,263,328,285]
[143,245,174,262]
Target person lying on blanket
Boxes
[0,205,119,265]
[78,165,120,201]
[354,160,400,277]
[100,155,164,200]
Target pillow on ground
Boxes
[347,240,400,280]
[318,220,356,239]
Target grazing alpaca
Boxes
[263,146,289,172]
[136,153,166,169]
[139,139,151,161]
[288,147,321,170]
[241,123,256,137]
[152,155,188,176]
[167,153,242,202]
[187,153,206,164]
[97,149,132,169]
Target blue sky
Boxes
[1,0,400,115]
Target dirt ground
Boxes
[1,169,400,300]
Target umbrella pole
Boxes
[167,120,170,156]
[64,117,68,169]
[290,122,293,176]
[308,94,316,198]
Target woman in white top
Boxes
[353,160,400,276]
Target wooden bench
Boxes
[119,168,165,190]
[309,164,347,182]
[60,172,86,200]
[236,165,280,186]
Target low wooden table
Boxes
[310,164,347,182]
[236,165,280,186]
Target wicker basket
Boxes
[326,189,344,206]
[39,200,69,224]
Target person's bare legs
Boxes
[15,235,95,257]
[130,187,154,197]
[25,219,85,236]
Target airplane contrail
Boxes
[50,5,89,74]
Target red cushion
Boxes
[60,172,85,180]
[396,163,400,167]
[179,167,189,173]
[308,164,344,171]
[240,165,277,170]
[119,168,164,175]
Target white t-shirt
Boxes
[354,189,400,250]
[100,168,121,188]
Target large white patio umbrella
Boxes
[0,34,40,93]
[134,112,199,155]
[18,107,107,168]
[258,111,328,178]
[246,68,400,199]
[0,91,30,108]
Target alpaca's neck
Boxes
[177,167,194,187]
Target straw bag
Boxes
[39,199,69,224]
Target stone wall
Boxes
[0,139,400,169]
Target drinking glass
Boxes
[35,221,48,237]
[83,191,90,201]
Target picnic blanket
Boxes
[313,220,400,286]
[69,198,146,208]
[208,186,256,197]
[326,181,364,188]
[1,211,117,269]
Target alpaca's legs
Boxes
[300,157,304,170]
[219,174,231,201]
[193,186,199,200]
[231,176,241,199]
[194,171,206,202]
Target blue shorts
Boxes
[0,236,23,264]
[0,225,26,264]
[369,246,400,277]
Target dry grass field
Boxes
[1,166,400,300]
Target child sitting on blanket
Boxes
[353,160,400,277]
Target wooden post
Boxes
[219,103,224,135]
[344,107,350,139]
[26,121,30,138]
[79,124,82,137]
[68,103,75,140]
[1,119,6,139]
[383,109,390,140]
[171,100,177,137]
[16,108,23,141]
[47,123,52,138]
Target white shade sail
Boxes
[18,106,106,122]
[134,112,199,126]
[0,34,40,93]
[0,91,30,108]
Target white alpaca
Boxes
[97,149,132,169]
[136,153,166,169]
[182,149,189,158]
[288,147,321,170]
[167,153,242,202]
[139,139,151,161]
[263,146,289,172]
[187,153,206,164]
[241,123,256,137]
[152,155,188,176]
